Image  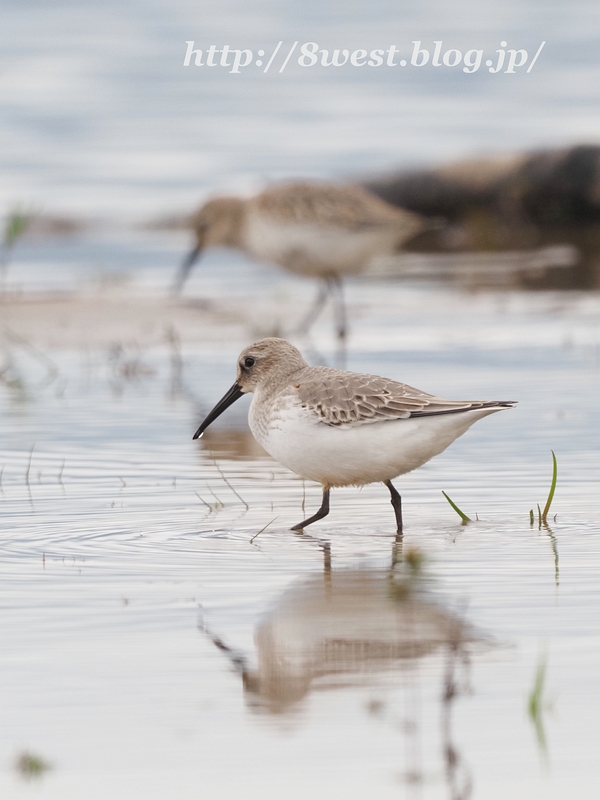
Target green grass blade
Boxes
[527,654,549,759]
[528,659,546,718]
[4,209,33,249]
[442,491,472,523]
[529,509,534,526]
[541,450,557,525]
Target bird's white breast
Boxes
[248,391,502,488]
[242,212,399,278]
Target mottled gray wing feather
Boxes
[293,367,508,427]
[256,183,421,232]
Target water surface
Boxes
[1,272,599,798]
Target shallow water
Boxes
[2,0,600,795]
[1,268,600,798]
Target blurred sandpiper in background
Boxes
[1,1,600,799]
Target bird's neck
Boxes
[254,364,308,402]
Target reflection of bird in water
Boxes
[202,567,478,714]
[173,181,425,346]
[202,544,479,796]
[193,338,516,533]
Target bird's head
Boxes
[190,196,246,249]
[234,338,307,393]
[192,339,307,439]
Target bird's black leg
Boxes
[327,275,347,369]
[295,280,330,337]
[385,480,403,534]
[291,488,330,532]
[329,275,348,344]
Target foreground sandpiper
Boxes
[193,338,516,533]
[174,181,425,343]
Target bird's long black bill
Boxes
[193,382,244,440]
[172,245,203,293]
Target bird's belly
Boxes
[250,407,501,488]
[244,217,397,278]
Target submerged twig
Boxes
[441,630,473,800]
[165,324,184,396]
[57,459,65,494]
[4,327,59,389]
[25,443,34,510]
[211,455,249,510]
[195,492,212,512]
[250,515,279,544]
[206,483,224,508]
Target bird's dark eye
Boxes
[244,356,255,369]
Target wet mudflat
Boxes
[1,267,600,799]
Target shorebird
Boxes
[174,182,425,343]
[193,338,516,533]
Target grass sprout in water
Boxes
[15,751,52,780]
[443,450,558,530]
[442,491,472,524]
[528,652,550,762]
[530,450,558,528]
[1,206,35,283]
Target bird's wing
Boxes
[293,367,512,427]
[255,182,422,232]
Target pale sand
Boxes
[0,291,249,350]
